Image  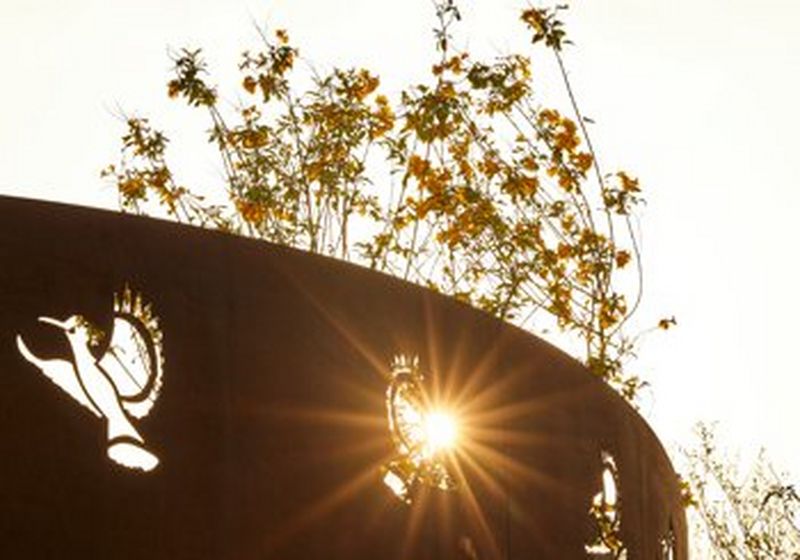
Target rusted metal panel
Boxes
[0,196,686,558]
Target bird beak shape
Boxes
[38,316,68,330]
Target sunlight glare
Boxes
[423,410,458,457]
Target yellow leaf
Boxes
[242,76,257,94]
[615,250,631,269]
[658,316,677,330]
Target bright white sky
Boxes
[2,0,799,480]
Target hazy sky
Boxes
[2,0,799,479]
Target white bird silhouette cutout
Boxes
[16,288,164,472]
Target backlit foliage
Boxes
[682,424,800,559]
[103,2,654,399]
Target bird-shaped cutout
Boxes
[16,286,164,472]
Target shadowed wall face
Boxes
[0,197,686,559]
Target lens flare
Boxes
[383,355,459,503]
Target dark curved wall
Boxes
[0,196,686,559]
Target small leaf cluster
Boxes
[520,5,570,51]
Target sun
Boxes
[422,410,458,457]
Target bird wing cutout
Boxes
[97,315,163,419]
[17,335,102,418]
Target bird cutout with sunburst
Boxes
[382,354,458,504]
[16,285,165,472]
